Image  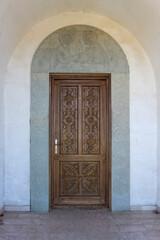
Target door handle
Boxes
[54,139,62,154]
[55,139,58,154]
[54,139,62,145]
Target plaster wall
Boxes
[0,75,4,214]
[157,75,160,209]
[4,13,157,211]
[0,1,160,209]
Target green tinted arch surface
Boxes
[31,25,129,211]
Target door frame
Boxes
[49,73,111,209]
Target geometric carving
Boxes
[82,87,100,154]
[82,179,98,195]
[60,87,78,154]
[60,162,99,196]
[61,179,80,195]
[61,162,79,195]
[82,163,99,177]
[53,79,107,204]
[62,163,79,177]
[82,162,99,194]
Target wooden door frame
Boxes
[49,73,111,209]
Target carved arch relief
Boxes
[32,26,113,73]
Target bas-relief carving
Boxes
[32,26,129,74]
[31,25,130,211]
[61,162,99,195]
[32,26,130,73]
[82,87,100,154]
[61,87,78,154]
[56,30,107,65]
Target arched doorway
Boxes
[5,13,156,212]
[31,25,129,211]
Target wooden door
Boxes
[50,74,111,207]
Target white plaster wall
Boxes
[156,74,160,209]
[5,12,157,209]
[0,76,4,214]
[0,0,160,210]
[130,60,157,206]
[4,82,30,207]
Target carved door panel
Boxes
[50,74,110,207]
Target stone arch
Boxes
[5,12,157,212]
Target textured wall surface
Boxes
[31,25,129,211]
[0,82,4,214]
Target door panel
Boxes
[60,86,78,154]
[82,86,100,154]
[60,161,100,196]
[50,74,110,207]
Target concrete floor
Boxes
[0,209,160,240]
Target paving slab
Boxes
[0,210,160,240]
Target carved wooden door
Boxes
[50,74,110,207]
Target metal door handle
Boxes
[55,139,58,154]
[54,139,62,145]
